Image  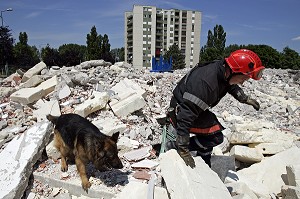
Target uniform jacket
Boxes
[172,60,248,137]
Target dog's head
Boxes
[94,132,123,170]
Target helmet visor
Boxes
[252,67,264,80]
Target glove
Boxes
[176,135,195,168]
[245,98,260,111]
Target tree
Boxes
[164,44,185,70]
[58,44,86,66]
[41,44,60,66]
[111,47,125,63]
[0,26,14,68]
[280,47,300,70]
[200,24,226,63]
[101,34,114,62]
[86,26,102,60]
[13,32,40,68]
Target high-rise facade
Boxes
[124,5,202,69]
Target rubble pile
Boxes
[0,60,299,199]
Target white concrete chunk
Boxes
[111,78,146,98]
[21,62,47,82]
[225,170,270,198]
[249,141,294,155]
[32,99,61,122]
[226,181,258,199]
[10,87,45,105]
[123,146,152,161]
[0,122,52,199]
[159,150,232,199]
[131,159,159,169]
[229,128,276,144]
[74,91,109,117]
[92,118,127,136]
[230,145,264,163]
[110,93,146,117]
[36,75,58,96]
[114,181,168,199]
[237,147,300,195]
[19,75,44,89]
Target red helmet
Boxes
[225,49,265,80]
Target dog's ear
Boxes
[111,132,120,143]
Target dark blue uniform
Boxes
[170,60,248,166]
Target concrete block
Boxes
[237,147,300,195]
[74,91,109,117]
[22,61,47,82]
[10,87,45,105]
[230,145,264,163]
[226,181,258,199]
[114,181,168,199]
[111,78,146,98]
[19,75,44,89]
[92,118,127,136]
[159,149,232,199]
[33,99,61,122]
[0,122,52,199]
[33,172,115,199]
[36,75,58,96]
[110,93,146,117]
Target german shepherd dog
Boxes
[46,113,123,191]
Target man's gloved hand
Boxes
[245,98,260,111]
[176,135,195,168]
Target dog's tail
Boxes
[46,114,59,125]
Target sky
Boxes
[1,0,300,53]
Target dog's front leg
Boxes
[60,155,68,172]
[75,157,91,192]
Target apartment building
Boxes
[124,5,202,69]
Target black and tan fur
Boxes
[46,113,123,191]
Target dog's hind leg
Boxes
[53,130,69,172]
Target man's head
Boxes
[225,49,265,80]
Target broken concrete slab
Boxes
[109,93,146,117]
[237,147,300,195]
[159,149,232,199]
[35,75,58,96]
[10,87,45,105]
[74,91,109,117]
[92,118,127,136]
[19,75,44,89]
[230,145,264,163]
[33,99,61,122]
[123,146,152,161]
[33,172,115,199]
[114,181,168,199]
[111,78,146,98]
[21,61,47,83]
[0,122,52,199]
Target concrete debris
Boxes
[0,61,299,199]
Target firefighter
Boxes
[166,49,265,168]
